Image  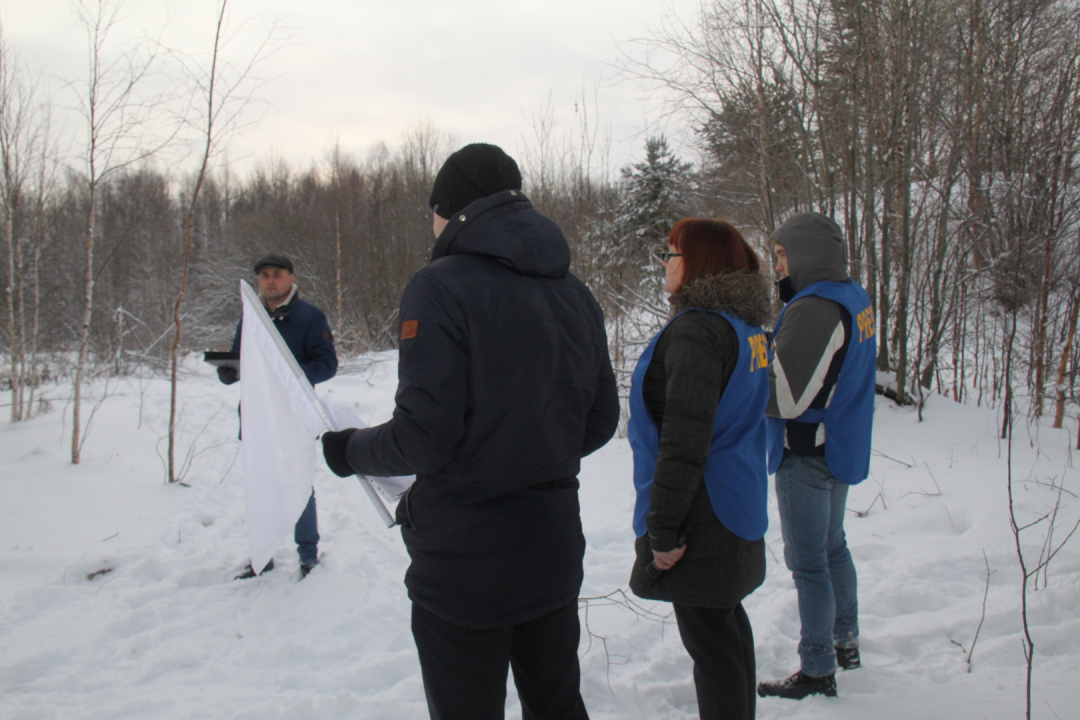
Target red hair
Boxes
[669,218,760,287]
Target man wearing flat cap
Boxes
[321,143,619,719]
[221,253,338,580]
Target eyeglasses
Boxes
[653,250,683,263]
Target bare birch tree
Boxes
[0,22,39,422]
[70,0,177,464]
[166,0,277,483]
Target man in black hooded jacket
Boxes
[321,143,619,720]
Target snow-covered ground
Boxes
[2,354,1078,720]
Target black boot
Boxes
[235,558,274,580]
[836,646,861,670]
[757,670,837,699]
[300,560,319,579]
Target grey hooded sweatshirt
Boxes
[766,212,853,455]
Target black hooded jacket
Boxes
[345,190,619,628]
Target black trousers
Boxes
[411,600,589,720]
[673,603,756,720]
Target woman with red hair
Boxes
[628,218,773,720]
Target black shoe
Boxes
[234,558,274,580]
[299,560,319,579]
[836,646,861,670]
[757,670,837,699]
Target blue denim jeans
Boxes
[294,491,319,565]
[775,455,858,677]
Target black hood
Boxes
[430,190,571,279]
[770,212,849,292]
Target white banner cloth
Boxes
[239,281,326,573]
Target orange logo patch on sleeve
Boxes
[401,320,419,340]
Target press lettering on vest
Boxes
[401,320,418,340]
[748,333,769,372]
[856,307,876,343]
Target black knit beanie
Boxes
[428,143,522,219]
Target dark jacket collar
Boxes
[670,271,774,327]
[430,190,571,279]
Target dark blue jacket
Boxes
[231,289,338,385]
[345,190,619,628]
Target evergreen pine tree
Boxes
[613,135,694,271]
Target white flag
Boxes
[239,281,326,573]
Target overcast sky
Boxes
[4,0,703,178]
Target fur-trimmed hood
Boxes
[670,271,773,327]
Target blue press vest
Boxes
[629,310,770,542]
[766,280,876,484]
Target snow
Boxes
[2,354,1078,720]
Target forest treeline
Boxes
[2,0,1079,444]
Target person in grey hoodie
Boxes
[757,213,877,701]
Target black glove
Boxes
[217,366,239,385]
[321,428,358,477]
